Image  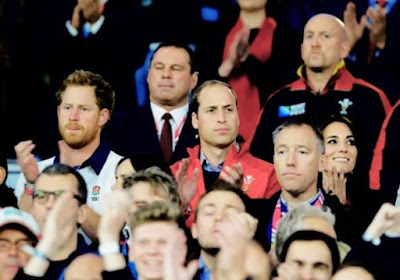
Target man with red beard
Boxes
[13,70,122,242]
[0,207,40,280]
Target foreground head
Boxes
[192,180,248,254]
[129,201,185,280]
[123,166,180,212]
[273,117,324,200]
[57,70,115,149]
[112,155,172,191]
[64,253,104,280]
[30,164,87,231]
[0,207,40,280]
[332,262,376,280]
[320,115,358,174]
[280,230,340,280]
[238,0,267,12]
[275,204,336,258]
[147,41,199,110]
[301,13,350,73]
[192,80,239,150]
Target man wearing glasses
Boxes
[13,163,95,279]
[0,206,40,280]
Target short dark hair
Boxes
[191,80,237,114]
[272,116,324,155]
[123,166,180,207]
[56,70,116,118]
[150,41,198,74]
[280,230,340,274]
[39,163,87,205]
[194,179,249,221]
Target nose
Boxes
[286,151,296,166]
[8,245,19,256]
[299,266,314,280]
[162,67,172,78]
[147,243,161,255]
[69,108,80,121]
[45,193,57,209]
[217,110,226,123]
[311,35,320,46]
[338,143,348,153]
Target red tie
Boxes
[377,0,386,7]
[160,113,173,163]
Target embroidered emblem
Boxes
[278,103,306,117]
[91,185,101,201]
[242,175,255,192]
[338,98,353,115]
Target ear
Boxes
[192,112,199,130]
[190,72,199,91]
[98,108,110,127]
[191,222,198,239]
[300,43,305,61]
[340,41,351,59]
[57,106,61,118]
[77,204,89,225]
[0,167,6,185]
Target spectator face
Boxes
[147,46,198,110]
[274,125,322,199]
[332,266,374,280]
[192,84,239,150]
[238,0,267,11]
[130,221,178,280]
[112,158,136,191]
[192,190,245,250]
[58,85,109,149]
[129,182,170,213]
[285,240,333,280]
[64,253,104,280]
[0,229,33,280]
[30,173,82,231]
[301,14,349,72]
[323,121,358,174]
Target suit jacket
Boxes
[103,103,199,165]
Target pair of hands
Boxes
[363,202,400,245]
[344,2,387,51]
[320,155,348,205]
[71,0,103,29]
[175,158,244,206]
[219,28,250,77]
[15,140,78,185]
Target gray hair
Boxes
[275,204,335,258]
[272,117,325,155]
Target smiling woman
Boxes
[319,115,359,205]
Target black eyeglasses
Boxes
[32,190,84,205]
[0,238,34,252]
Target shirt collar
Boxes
[54,142,111,175]
[280,188,323,209]
[198,256,212,280]
[150,101,189,125]
[200,143,240,172]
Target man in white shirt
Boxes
[106,41,200,164]
[14,69,122,241]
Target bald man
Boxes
[251,13,390,208]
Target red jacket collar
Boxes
[290,63,354,93]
